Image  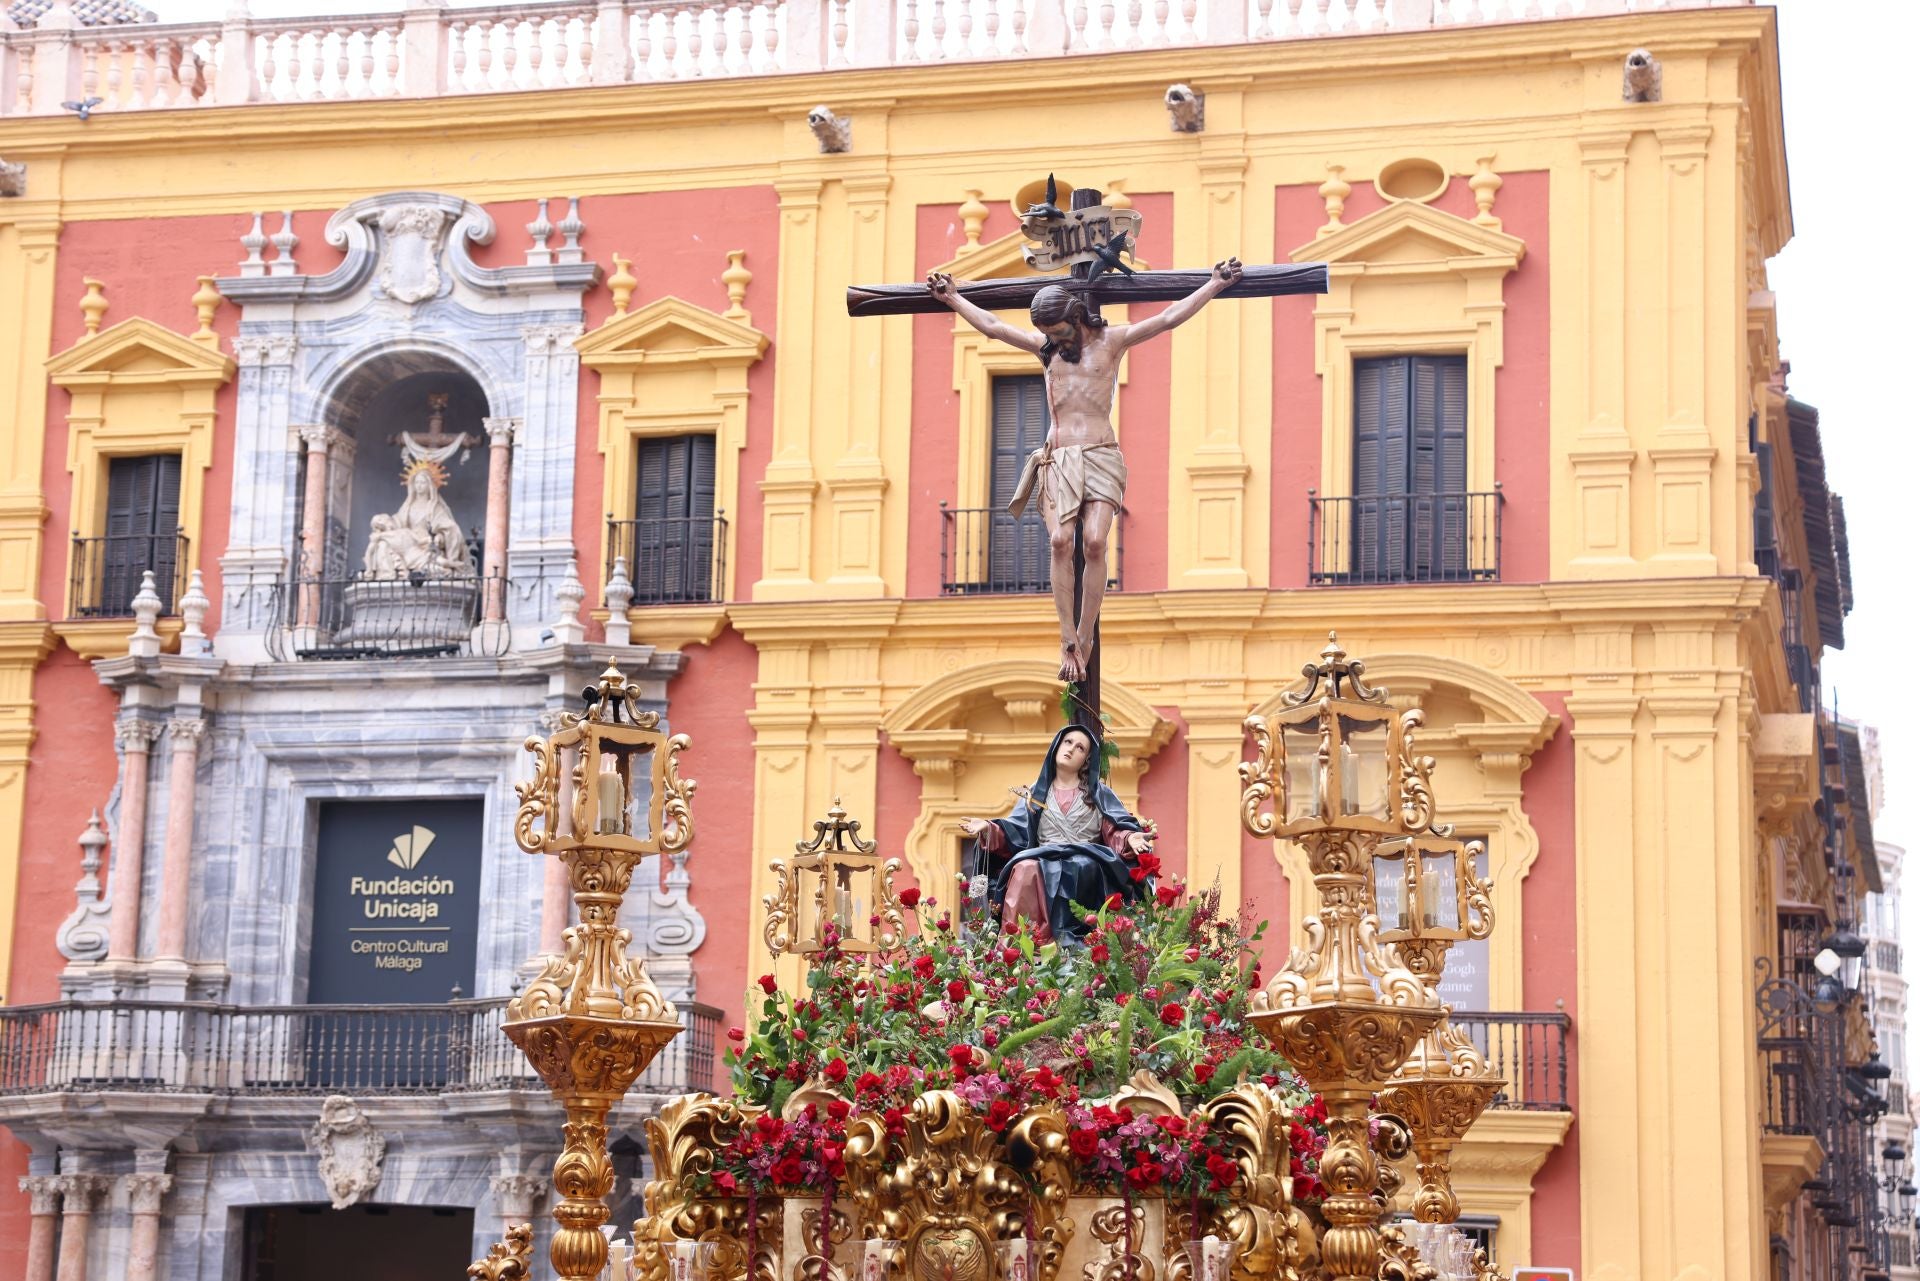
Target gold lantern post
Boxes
[504,665,698,1281]
[1239,635,1448,1281]
[1371,834,1502,1225]
[763,797,907,958]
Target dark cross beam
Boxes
[848,189,1329,745]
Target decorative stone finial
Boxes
[239,213,268,276]
[552,557,586,645]
[269,211,299,277]
[1318,165,1351,237]
[1103,180,1133,211]
[721,250,752,323]
[1469,155,1503,230]
[179,570,211,654]
[958,189,989,247]
[190,276,223,345]
[556,198,584,265]
[55,810,111,963]
[128,571,163,658]
[603,557,633,646]
[525,198,553,267]
[608,254,637,317]
[79,278,109,338]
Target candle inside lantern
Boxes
[595,753,626,835]
[1419,861,1440,930]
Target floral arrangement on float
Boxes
[625,798,1330,1281]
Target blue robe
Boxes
[984,726,1149,939]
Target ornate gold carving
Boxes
[1083,1201,1153,1281]
[468,1224,536,1281]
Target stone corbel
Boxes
[0,159,25,198]
[1454,719,1559,802]
[1753,712,1817,820]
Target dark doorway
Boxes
[242,1204,475,1281]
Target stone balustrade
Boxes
[0,0,1752,117]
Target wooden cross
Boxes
[848,186,1328,738]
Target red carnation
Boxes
[1068,1128,1101,1159]
[912,955,936,980]
[946,979,969,1003]
[855,1070,884,1096]
[900,886,922,908]
[824,1057,848,1083]
[1116,993,1132,1007]
[1090,943,1110,963]
[1159,1002,1185,1027]
[758,974,779,995]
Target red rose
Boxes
[948,1044,974,1076]
[828,1099,852,1121]
[985,1098,1017,1132]
[792,1027,807,1042]
[855,1070,883,1096]
[1155,884,1180,908]
[1193,1061,1215,1085]
[900,886,922,908]
[1159,1002,1185,1027]
[1137,853,1161,879]
[726,1026,745,1043]
[946,979,968,1002]
[715,1171,738,1194]
[912,955,936,980]
[1090,944,1110,963]
[772,1155,806,1186]
[1206,1153,1237,1191]
[1103,893,1124,910]
[824,1057,848,1083]
[758,974,779,994]
[1068,1128,1101,1159]
[1002,947,1021,965]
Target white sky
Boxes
[138,0,1918,1048]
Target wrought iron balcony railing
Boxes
[1874,941,1901,974]
[68,531,190,618]
[1308,490,1503,586]
[1449,1010,1571,1111]
[261,572,508,661]
[0,998,717,1098]
[605,514,728,607]
[939,503,1124,596]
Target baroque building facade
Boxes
[0,1,1894,1279]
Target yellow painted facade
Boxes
[1,5,1865,1277]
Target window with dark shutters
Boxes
[93,453,183,615]
[630,434,717,603]
[1350,355,1469,582]
[988,375,1051,592]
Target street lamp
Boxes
[762,798,907,957]
[1242,634,1454,1281]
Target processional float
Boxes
[469,637,1509,1281]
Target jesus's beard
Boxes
[1044,339,1083,365]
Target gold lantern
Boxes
[506,665,697,1281]
[1370,834,1483,948]
[763,798,905,957]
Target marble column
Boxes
[19,1176,61,1281]
[122,1172,172,1281]
[482,417,517,622]
[153,717,206,963]
[52,1174,107,1281]
[106,720,160,961]
[294,423,334,626]
[490,1172,545,1238]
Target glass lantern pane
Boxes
[593,751,627,835]
[625,745,656,841]
[1420,848,1460,931]
[1338,715,1393,820]
[831,861,867,942]
[1281,720,1323,823]
[797,865,827,947]
[1372,848,1407,932]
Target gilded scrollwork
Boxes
[662,732,697,853]
[1082,1202,1153,1281]
[1239,714,1277,838]
[516,733,558,854]
[1395,709,1448,837]
[468,1223,536,1281]
[763,860,796,955]
[874,857,908,950]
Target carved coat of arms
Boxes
[377,205,450,304]
[307,1095,387,1209]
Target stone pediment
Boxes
[573,296,768,369]
[1288,199,1524,273]
[46,318,235,387]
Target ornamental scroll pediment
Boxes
[377,205,452,304]
[307,1095,387,1209]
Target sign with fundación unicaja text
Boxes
[307,800,483,1004]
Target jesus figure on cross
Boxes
[927,257,1244,681]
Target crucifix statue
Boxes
[848,182,1327,730]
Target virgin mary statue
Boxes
[363,460,473,579]
[961,725,1155,944]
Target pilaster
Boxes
[0,620,55,999]
[826,173,893,596]
[0,215,59,624]
[1563,132,1636,578]
[757,179,826,600]
[1647,123,1719,574]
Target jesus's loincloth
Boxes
[1007,441,1128,524]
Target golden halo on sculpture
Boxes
[400,456,450,488]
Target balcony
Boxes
[0,2,1757,121]
[1450,1010,1571,1111]
[260,572,509,661]
[605,515,728,607]
[1308,491,1503,586]
[1874,941,1901,974]
[67,531,189,618]
[0,998,718,1098]
[940,504,1124,597]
